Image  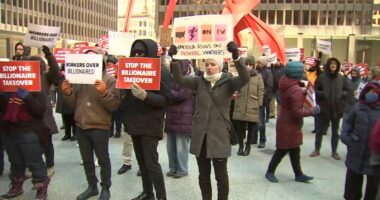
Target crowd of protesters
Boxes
[0,37,379,200]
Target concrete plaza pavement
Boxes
[0,114,348,200]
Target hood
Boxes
[359,82,380,106]
[279,75,301,92]
[324,57,341,76]
[130,39,158,58]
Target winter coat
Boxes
[120,39,171,139]
[341,104,380,175]
[233,69,264,123]
[258,67,273,106]
[164,60,194,135]
[271,65,284,95]
[171,58,249,158]
[370,119,380,167]
[315,58,351,119]
[64,72,120,130]
[276,76,313,149]
[55,71,74,115]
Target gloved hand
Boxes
[168,45,178,58]
[42,45,52,56]
[95,80,107,97]
[131,82,147,100]
[61,79,72,96]
[227,41,239,60]
[16,88,29,99]
[311,105,320,115]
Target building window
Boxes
[293,10,300,25]
[268,10,275,24]
[355,11,362,25]
[260,10,267,23]
[302,10,309,25]
[1,9,5,24]
[277,10,283,25]
[328,11,335,25]
[13,12,17,25]
[346,11,353,25]
[143,21,147,27]
[285,10,292,25]
[336,11,344,25]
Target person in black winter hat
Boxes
[120,39,171,200]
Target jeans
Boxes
[258,107,267,144]
[166,133,190,175]
[76,127,111,187]
[344,169,378,200]
[267,147,303,177]
[196,137,229,200]
[315,115,341,153]
[2,132,47,184]
[132,136,166,199]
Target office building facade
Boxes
[0,0,117,59]
[157,0,380,65]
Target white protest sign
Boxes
[267,53,278,64]
[285,48,301,61]
[108,31,136,56]
[317,40,332,55]
[172,14,233,59]
[64,54,103,84]
[23,24,60,48]
[238,47,248,58]
[262,45,271,56]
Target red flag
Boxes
[305,57,316,67]
[98,34,109,51]
[162,0,177,28]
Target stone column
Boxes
[348,34,356,64]
[297,32,303,48]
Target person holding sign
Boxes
[12,42,26,61]
[170,42,249,200]
[61,47,120,200]
[120,39,171,200]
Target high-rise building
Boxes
[0,0,117,59]
[118,0,157,40]
[157,0,380,65]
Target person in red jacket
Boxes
[265,61,320,183]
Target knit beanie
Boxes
[206,58,224,70]
[256,56,267,66]
[285,61,304,80]
[245,56,255,65]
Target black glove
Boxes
[42,45,52,56]
[168,45,178,58]
[227,41,239,60]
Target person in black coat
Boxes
[120,39,171,200]
[310,57,351,160]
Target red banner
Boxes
[106,64,117,77]
[74,42,89,53]
[0,61,41,92]
[116,57,161,90]
[54,48,75,64]
[98,34,109,50]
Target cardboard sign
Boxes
[285,48,301,61]
[317,40,332,55]
[160,28,173,47]
[64,54,103,84]
[54,48,75,64]
[108,31,136,56]
[0,61,41,92]
[74,42,89,53]
[23,24,60,48]
[116,57,161,90]
[172,15,233,59]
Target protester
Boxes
[62,47,120,200]
[265,61,320,183]
[55,64,76,141]
[310,57,351,160]
[343,67,362,117]
[0,51,53,199]
[164,59,194,178]
[370,118,380,200]
[120,39,170,200]
[271,60,285,117]
[341,82,380,200]
[12,42,25,60]
[171,41,249,200]
[233,56,264,156]
[107,55,122,138]
[255,56,273,148]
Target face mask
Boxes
[365,93,379,104]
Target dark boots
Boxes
[35,178,50,200]
[242,144,251,156]
[237,143,244,155]
[77,184,99,200]
[99,186,110,200]
[0,176,26,199]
